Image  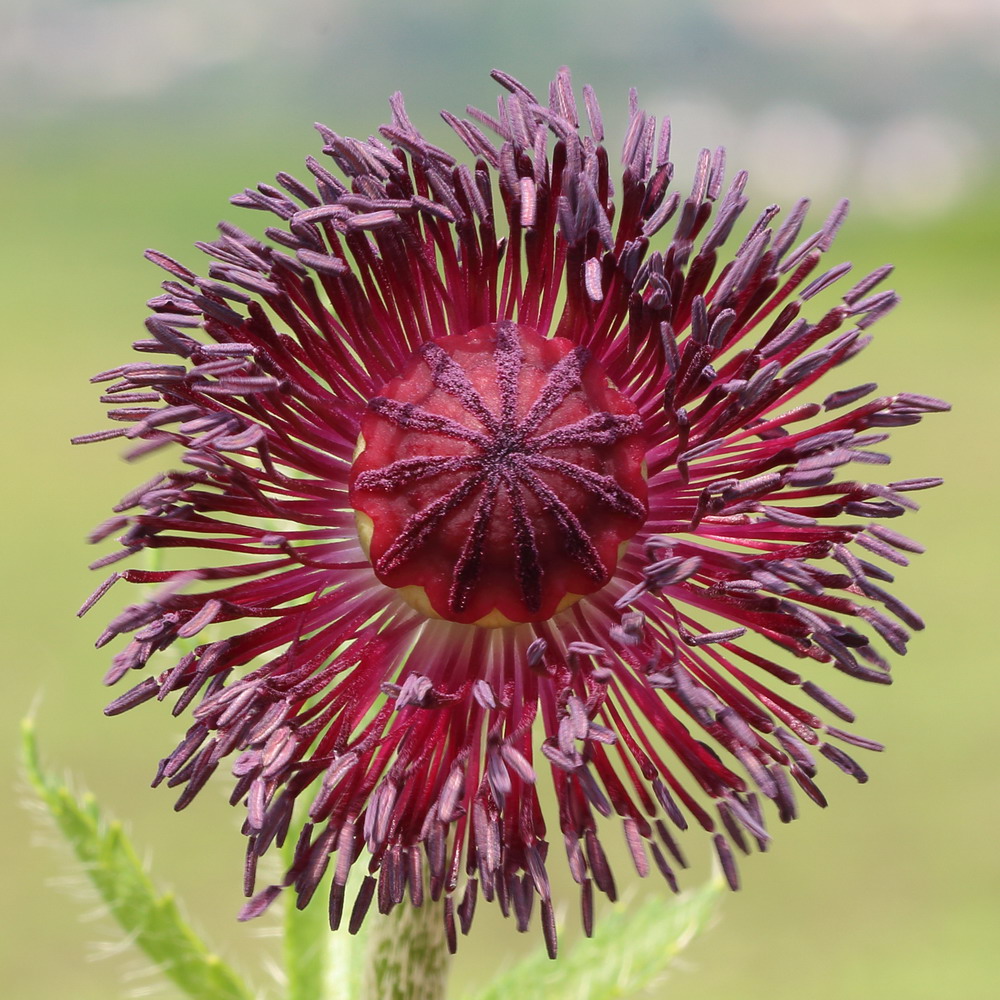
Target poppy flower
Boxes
[76,68,946,957]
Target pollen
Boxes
[349,321,648,625]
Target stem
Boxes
[363,900,451,1000]
[283,840,329,1000]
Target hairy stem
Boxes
[363,901,450,1000]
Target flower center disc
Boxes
[349,321,648,626]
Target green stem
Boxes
[283,839,329,1000]
[363,900,451,1000]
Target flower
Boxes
[76,68,946,957]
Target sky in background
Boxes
[3,0,998,216]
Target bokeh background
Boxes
[3,1,998,997]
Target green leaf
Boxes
[20,717,258,1000]
[464,874,724,1000]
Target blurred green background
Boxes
[3,1,997,997]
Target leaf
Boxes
[463,874,724,1000]
[20,717,258,1000]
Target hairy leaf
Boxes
[464,875,723,1000]
[21,718,257,1000]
